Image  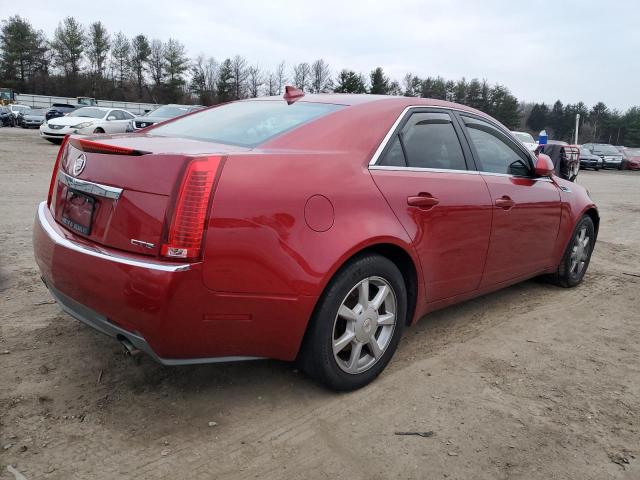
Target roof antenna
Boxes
[283,85,304,104]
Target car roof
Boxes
[250,93,483,110]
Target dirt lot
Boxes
[1,126,639,479]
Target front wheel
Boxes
[550,215,595,287]
[299,254,407,391]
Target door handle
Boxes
[407,193,440,209]
[495,195,515,210]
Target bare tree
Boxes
[310,59,331,93]
[292,62,311,91]
[266,73,278,96]
[147,38,165,87]
[230,54,248,100]
[247,65,263,98]
[191,54,219,104]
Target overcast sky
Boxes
[4,0,639,110]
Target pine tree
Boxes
[51,16,85,77]
[216,58,234,103]
[369,67,390,95]
[333,70,366,93]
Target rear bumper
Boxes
[33,202,314,363]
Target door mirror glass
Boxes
[534,154,555,177]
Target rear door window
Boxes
[149,101,344,147]
[400,112,467,170]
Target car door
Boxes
[109,110,131,133]
[370,109,493,302]
[458,114,561,286]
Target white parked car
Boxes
[39,107,135,144]
[511,131,538,152]
[9,104,31,119]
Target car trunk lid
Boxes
[49,134,246,257]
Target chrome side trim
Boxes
[368,105,413,166]
[478,171,554,182]
[370,165,479,175]
[58,170,123,200]
[37,202,190,272]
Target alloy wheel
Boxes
[569,226,590,277]
[332,276,397,374]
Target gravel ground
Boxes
[1,126,639,480]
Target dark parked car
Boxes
[126,104,203,132]
[45,103,77,121]
[18,108,47,128]
[582,143,623,169]
[0,106,15,126]
[579,147,602,170]
[621,148,640,170]
[33,91,599,391]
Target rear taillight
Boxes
[161,156,223,260]
[47,135,69,207]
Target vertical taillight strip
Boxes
[161,156,223,260]
[47,135,70,207]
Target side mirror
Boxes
[534,154,555,177]
[107,115,116,121]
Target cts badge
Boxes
[72,153,86,176]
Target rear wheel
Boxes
[300,254,406,391]
[549,215,595,288]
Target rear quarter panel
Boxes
[202,152,419,297]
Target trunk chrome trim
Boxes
[37,202,190,272]
[58,170,123,200]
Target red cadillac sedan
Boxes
[33,91,599,390]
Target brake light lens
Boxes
[68,137,150,156]
[47,135,69,207]
[161,156,223,260]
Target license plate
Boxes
[61,190,95,235]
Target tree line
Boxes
[1,15,638,146]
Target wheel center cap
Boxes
[363,318,372,332]
[355,309,377,342]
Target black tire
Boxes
[549,215,595,288]
[595,167,599,171]
[299,253,407,391]
[93,127,105,134]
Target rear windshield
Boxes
[148,100,344,147]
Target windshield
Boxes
[580,148,591,156]
[26,109,45,115]
[13,106,29,112]
[147,105,193,118]
[593,144,620,155]
[68,108,107,119]
[149,101,344,147]
[514,132,535,144]
[625,148,640,156]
